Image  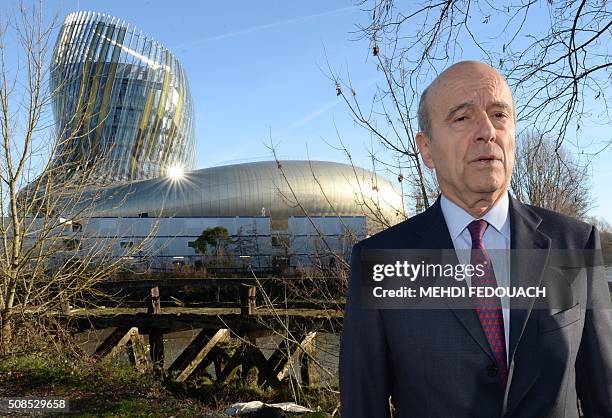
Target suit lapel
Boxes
[502,197,552,415]
[415,197,496,363]
[507,197,551,361]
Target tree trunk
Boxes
[0,310,13,355]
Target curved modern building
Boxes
[50,11,195,183]
[77,160,405,229]
[44,12,404,232]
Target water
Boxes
[75,328,340,387]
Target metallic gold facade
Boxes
[50,11,195,183]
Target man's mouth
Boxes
[472,155,501,165]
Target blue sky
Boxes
[7,0,612,222]
[47,0,378,164]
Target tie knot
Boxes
[467,219,488,245]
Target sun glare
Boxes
[167,165,185,180]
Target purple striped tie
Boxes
[467,219,508,387]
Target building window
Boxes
[120,241,134,248]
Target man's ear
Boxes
[416,132,435,169]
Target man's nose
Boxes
[475,113,496,142]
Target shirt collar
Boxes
[440,192,510,240]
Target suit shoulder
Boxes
[523,203,595,246]
[525,203,592,231]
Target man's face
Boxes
[417,62,516,209]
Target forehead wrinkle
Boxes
[438,74,498,92]
[434,79,514,115]
[447,100,513,117]
[491,100,511,107]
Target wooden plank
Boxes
[215,347,245,385]
[67,309,342,335]
[267,333,306,376]
[147,286,161,314]
[211,346,230,379]
[95,327,149,374]
[190,345,231,380]
[149,332,164,375]
[167,329,217,376]
[148,286,164,375]
[239,285,257,316]
[277,332,317,382]
[94,327,136,358]
[173,328,231,383]
[127,330,148,373]
[249,286,257,313]
[301,332,318,387]
[98,277,276,290]
[244,346,281,389]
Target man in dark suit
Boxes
[339,61,612,417]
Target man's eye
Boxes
[494,112,508,119]
[454,116,467,122]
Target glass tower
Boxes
[50,11,195,183]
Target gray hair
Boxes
[417,85,432,139]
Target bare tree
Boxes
[328,0,610,212]
[511,132,592,219]
[0,2,150,354]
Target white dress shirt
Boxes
[440,193,511,360]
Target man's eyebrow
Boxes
[445,101,514,120]
[445,102,474,120]
[490,101,513,112]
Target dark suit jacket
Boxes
[339,195,612,417]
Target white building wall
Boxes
[287,216,366,268]
[6,216,365,272]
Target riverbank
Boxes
[0,351,335,417]
[0,352,220,417]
